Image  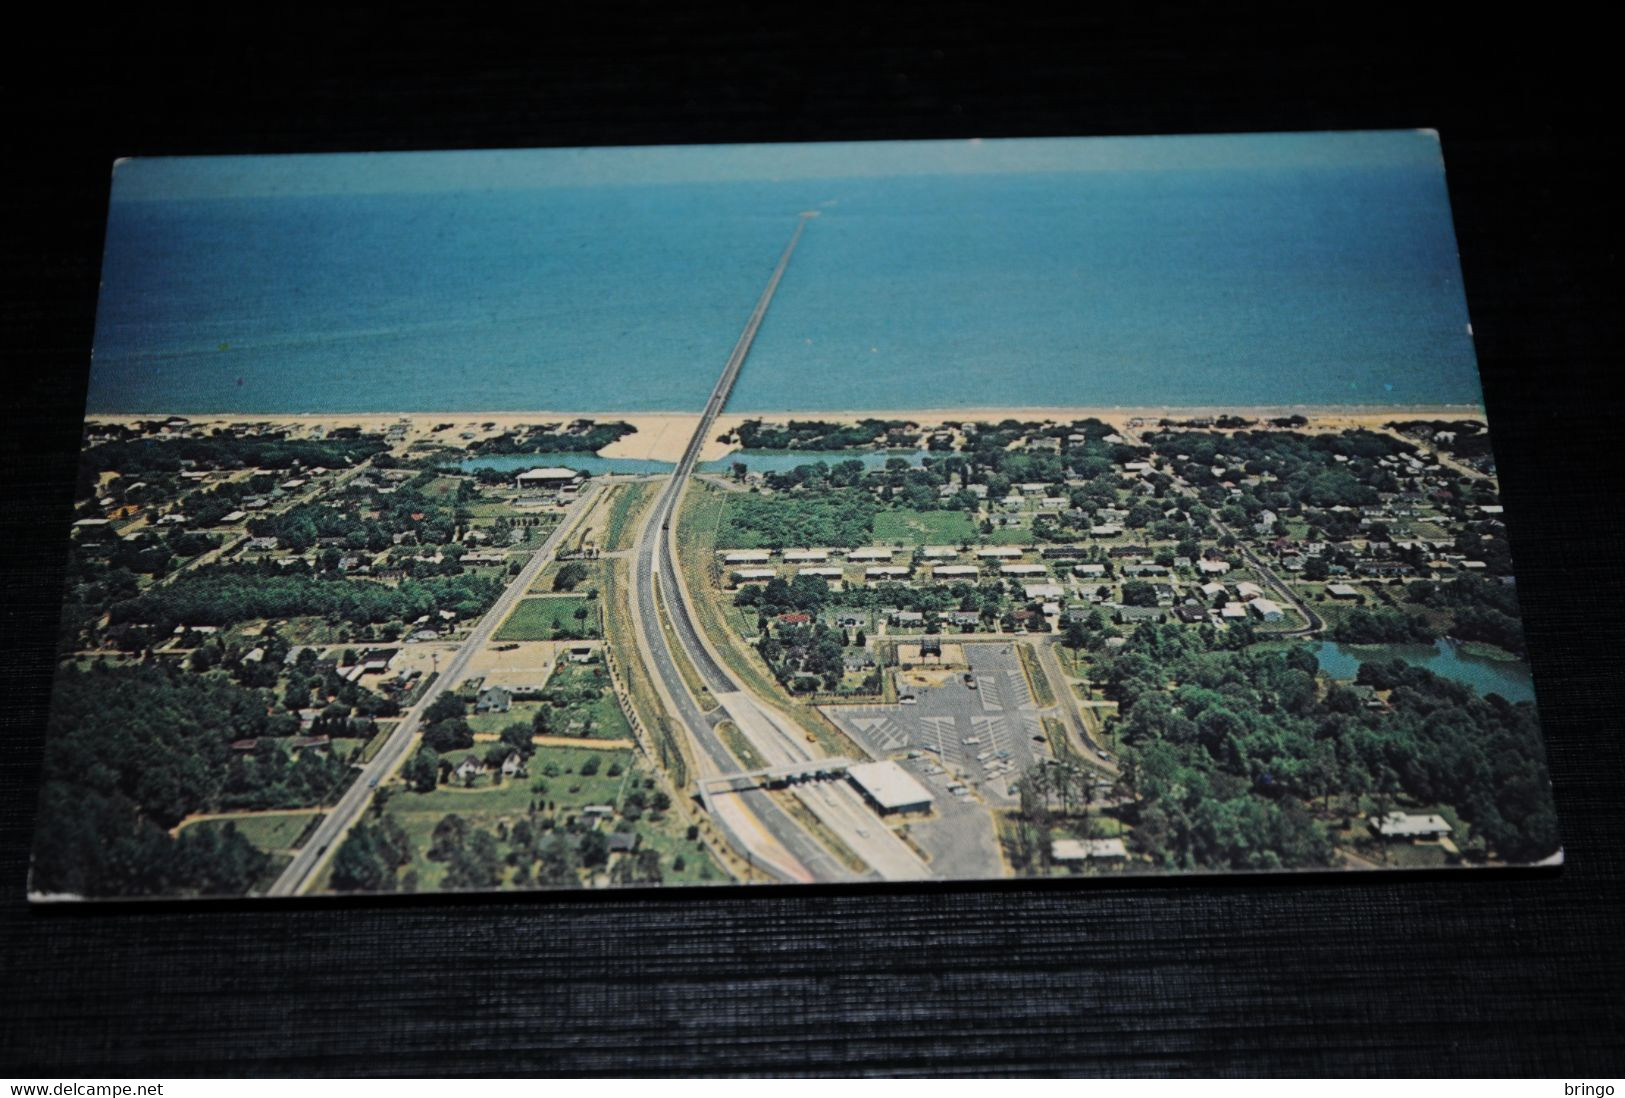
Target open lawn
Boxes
[872,508,977,547]
[467,670,632,742]
[420,475,464,501]
[631,817,728,884]
[387,745,632,890]
[541,660,635,739]
[534,558,606,594]
[496,596,600,641]
[467,701,541,736]
[383,745,723,889]
[981,523,1038,546]
[179,810,320,853]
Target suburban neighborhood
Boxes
[30,405,1557,899]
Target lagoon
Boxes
[455,452,672,476]
[1310,638,1535,704]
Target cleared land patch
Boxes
[872,508,976,546]
[496,596,601,641]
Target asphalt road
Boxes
[266,483,602,896]
[618,211,927,882]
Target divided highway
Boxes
[624,211,929,882]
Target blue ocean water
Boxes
[88,153,1483,414]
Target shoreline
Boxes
[86,404,1488,465]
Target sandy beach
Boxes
[89,404,1487,465]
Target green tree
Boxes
[552,562,589,592]
[578,829,609,868]
[404,746,440,792]
[331,824,396,892]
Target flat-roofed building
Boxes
[931,565,980,579]
[1051,838,1128,861]
[783,549,829,563]
[866,566,912,580]
[921,546,959,558]
[1368,812,1453,840]
[848,547,894,562]
[1073,563,1107,577]
[722,550,773,564]
[976,546,1023,559]
[846,760,934,815]
[1000,563,1048,576]
[798,566,845,579]
[1327,583,1360,599]
[514,467,585,492]
[732,568,777,582]
[1024,583,1065,599]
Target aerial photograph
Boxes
[31,131,1561,899]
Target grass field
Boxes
[383,744,725,890]
[544,660,635,739]
[179,810,320,853]
[466,670,633,741]
[716,720,766,770]
[466,705,534,736]
[872,508,977,546]
[677,483,864,760]
[420,475,464,501]
[387,745,630,890]
[1056,645,1093,679]
[496,596,600,641]
[533,558,606,595]
[602,480,660,552]
[1017,643,1056,707]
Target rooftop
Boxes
[847,760,934,812]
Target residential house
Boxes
[475,686,512,714]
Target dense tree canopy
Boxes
[32,662,362,896]
[1095,623,1556,869]
[108,568,502,630]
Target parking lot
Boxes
[823,643,1050,808]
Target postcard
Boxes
[30,131,1560,899]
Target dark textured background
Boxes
[2,5,1620,1076]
